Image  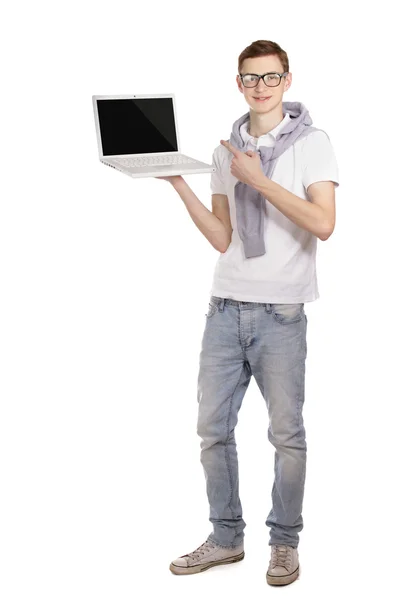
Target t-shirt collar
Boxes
[240,111,291,148]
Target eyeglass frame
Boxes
[239,71,289,88]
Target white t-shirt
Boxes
[209,111,340,303]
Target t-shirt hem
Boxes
[210,283,319,303]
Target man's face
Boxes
[236,55,292,112]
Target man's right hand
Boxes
[155,175,184,185]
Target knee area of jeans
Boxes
[269,428,306,447]
[198,435,223,452]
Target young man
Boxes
[158,40,339,585]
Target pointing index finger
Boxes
[220,139,239,157]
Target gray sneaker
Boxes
[169,539,245,575]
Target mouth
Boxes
[253,96,272,102]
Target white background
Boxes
[1,1,399,598]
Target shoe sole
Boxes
[266,564,300,585]
[169,550,245,575]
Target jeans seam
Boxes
[224,363,246,543]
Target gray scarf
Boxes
[228,101,322,258]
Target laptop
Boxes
[92,93,216,178]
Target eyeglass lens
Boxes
[241,73,281,87]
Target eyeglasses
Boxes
[239,72,289,88]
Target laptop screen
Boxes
[96,97,179,156]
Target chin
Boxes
[251,103,272,112]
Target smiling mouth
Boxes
[254,96,271,101]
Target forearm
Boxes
[171,177,230,252]
[252,175,326,239]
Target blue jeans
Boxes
[197,296,308,550]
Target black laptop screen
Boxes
[96,97,179,156]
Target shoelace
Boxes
[184,540,216,561]
[270,545,292,570]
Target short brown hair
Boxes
[238,40,289,74]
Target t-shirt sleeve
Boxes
[302,130,339,192]
[210,145,227,195]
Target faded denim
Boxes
[197,296,308,550]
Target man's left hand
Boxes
[220,139,265,187]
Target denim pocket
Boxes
[271,303,304,325]
[206,296,220,319]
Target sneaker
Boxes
[169,539,245,575]
[266,544,300,586]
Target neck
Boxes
[248,101,285,138]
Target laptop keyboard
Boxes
[113,155,198,168]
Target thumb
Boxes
[245,150,257,157]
